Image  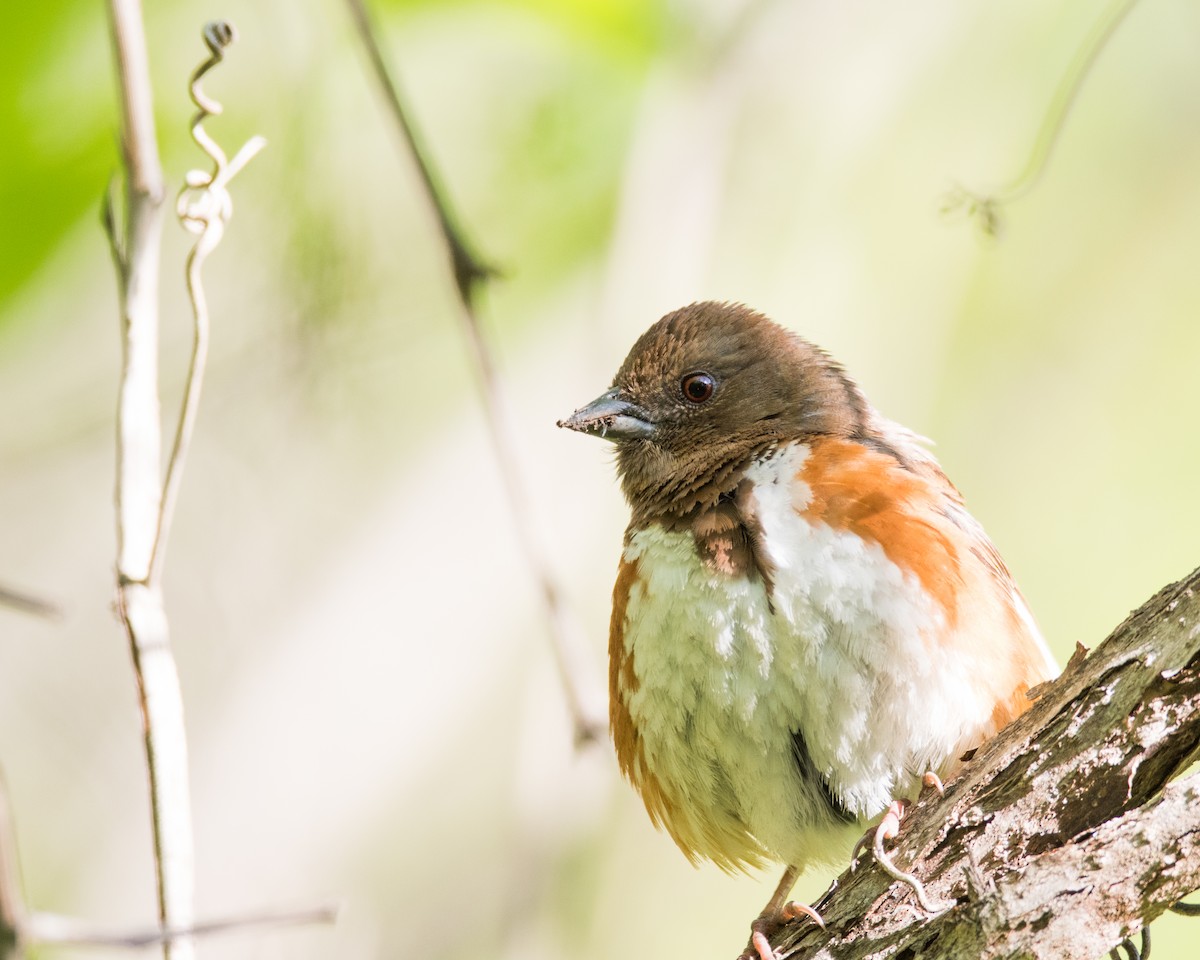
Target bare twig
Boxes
[945,0,1142,235]
[343,0,605,745]
[152,21,265,585]
[1,771,333,956]
[0,584,60,620]
[105,1,193,956]
[0,775,27,960]
[25,903,339,949]
[342,0,491,299]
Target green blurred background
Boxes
[2,0,1199,957]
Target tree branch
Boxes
[762,567,1200,960]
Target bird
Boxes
[557,301,1059,960]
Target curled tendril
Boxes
[175,21,266,250]
[152,22,265,582]
[204,20,235,54]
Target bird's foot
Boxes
[850,770,945,871]
[849,798,909,871]
[739,901,825,960]
[866,799,950,913]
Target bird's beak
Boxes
[557,388,655,442]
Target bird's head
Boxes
[558,301,870,519]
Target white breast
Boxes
[619,444,997,870]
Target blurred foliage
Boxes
[2,0,1200,958]
[0,1,115,312]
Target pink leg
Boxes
[739,864,825,960]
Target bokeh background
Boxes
[3,0,1200,957]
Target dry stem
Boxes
[343,0,605,744]
[105,1,193,956]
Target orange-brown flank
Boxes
[797,437,962,626]
[609,556,681,843]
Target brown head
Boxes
[558,301,873,523]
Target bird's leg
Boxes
[739,864,825,960]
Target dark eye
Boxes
[681,372,716,404]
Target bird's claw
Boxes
[781,900,825,928]
[740,901,825,960]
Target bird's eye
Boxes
[681,372,716,404]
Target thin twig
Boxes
[945,0,1142,235]
[0,772,334,956]
[25,903,339,949]
[151,21,265,585]
[0,584,60,620]
[343,0,605,744]
[342,0,491,299]
[101,176,126,279]
[104,1,193,957]
[0,774,26,960]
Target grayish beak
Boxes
[557,388,655,442]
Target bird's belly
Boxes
[617,476,995,870]
[619,524,861,870]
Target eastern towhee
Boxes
[559,301,1058,960]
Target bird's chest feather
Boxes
[610,445,989,870]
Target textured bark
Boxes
[769,566,1200,960]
